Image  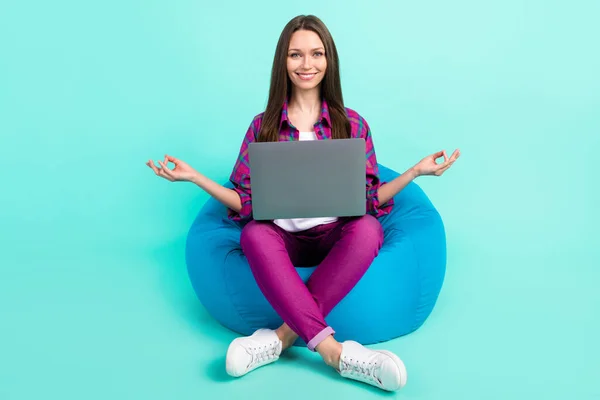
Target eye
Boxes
[289,53,301,58]
[314,51,324,57]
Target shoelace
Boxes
[248,341,279,366]
[340,356,380,384]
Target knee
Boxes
[240,220,276,250]
[345,214,384,247]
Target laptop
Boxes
[248,138,366,220]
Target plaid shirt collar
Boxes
[279,97,332,130]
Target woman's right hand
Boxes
[413,149,460,177]
[146,155,198,182]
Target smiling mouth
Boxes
[296,72,317,80]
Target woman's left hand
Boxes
[413,149,460,177]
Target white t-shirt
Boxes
[273,131,339,232]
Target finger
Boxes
[449,149,460,161]
[430,151,445,164]
[159,161,175,178]
[158,167,174,181]
[436,157,452,169]
[437,159,452,170]
[433,150,447,165]
[166,154,179,164]
[442,158,454,168]
[147,160,161,175]
[158,160,171,173]
[436,164,452,176]
[432,150,444,159]
[440,150,457,167]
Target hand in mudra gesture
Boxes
[414,149,460,177]
[146,155,198,182]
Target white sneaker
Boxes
[338,340,407,391]
[225,329,283,377]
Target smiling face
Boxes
[286,29,327,93]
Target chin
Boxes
[294,79,323,91]
[297,83,320,90]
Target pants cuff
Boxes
[307,326,335,351]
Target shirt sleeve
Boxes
[227,117,259,222]
[359,116,394,218]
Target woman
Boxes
[147,15,459,392]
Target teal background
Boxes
[1,1,599,399]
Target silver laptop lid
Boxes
[248,138,366,220]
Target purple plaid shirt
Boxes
[228,99,394,222]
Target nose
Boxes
[302,56,311,70]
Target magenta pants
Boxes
[239,214,384,351]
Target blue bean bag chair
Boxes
[185,164,446,346]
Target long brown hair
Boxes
[257,15,351,142]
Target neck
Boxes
[288,87,321,114]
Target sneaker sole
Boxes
[378,350,408,390]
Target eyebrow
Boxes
[288,47,325,52]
